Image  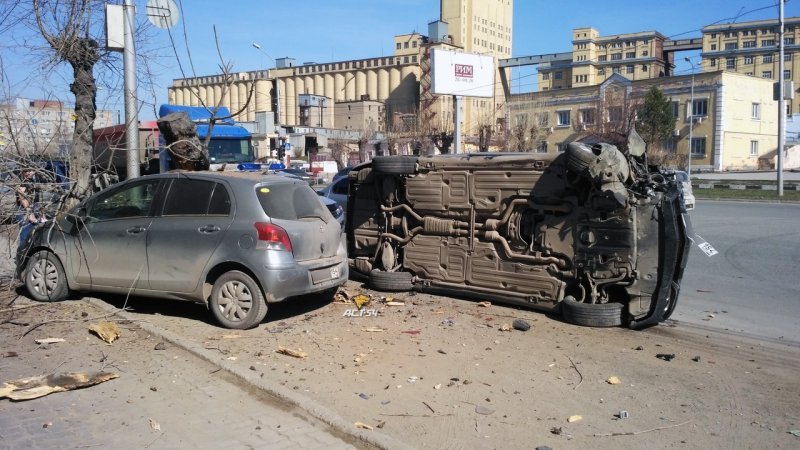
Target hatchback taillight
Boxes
[254,222,293,252]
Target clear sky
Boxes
[3,0,798,120]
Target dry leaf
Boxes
[567,415,583,423]
[353,294,371,309]
[607,376,621,385]
[88,322,120,344]
[34,338,65,345]
[354,421,373,430]
[276,347,308,358]
[0,372,118,401]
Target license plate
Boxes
[698,242,718,257]
[330,266,340,279]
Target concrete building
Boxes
[0,98,115,158]
[508,71,778,171]
[167,0,514,153]
[701,17,800,115]
[335,100,385,133]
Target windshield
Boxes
[208,139,255,164]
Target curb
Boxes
[85,297,413,450]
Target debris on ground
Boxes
[362,327,385,332]
[607,376,621,385]
[441,318,455,326]
[149,418,161,431]
[401,330,421,335]
[478,301,492,308]
[617,410,630,419]
[512,319,531,331]
[385,301,405,306]
[475,404,495,415]
[355,421,373,430]
[0,372,119,401]
[276,347,308,358]
[567,415,583,423]
[788,430,800,437]
[353,294,371,309]
[499,323,512,331]
[88,322,121,344]
[692,356,701,362]
[34,338,65,345]
[550,426,563,435]
[154,342,167,351]
[656,353,676,362]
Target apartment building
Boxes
[509,71,777,171]
[701,17,800,115]
[537,28,672,91]
[0,98,115,157]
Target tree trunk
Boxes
[66,39,98,209]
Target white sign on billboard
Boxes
[430,49,495,98]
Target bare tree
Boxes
[583,85,644,150]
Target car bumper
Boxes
[258,255,348,302]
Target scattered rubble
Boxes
[276,347,307,358]
[88,322,121,344]
[512,319,531,331]
[0,372,119,401]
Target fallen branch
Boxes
[593,420,691,437]
[379,413,454,417]
[422,401,435,413]
[567,355,583,390]
[20,310,136,339]
[0,303,47,314]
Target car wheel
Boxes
[24,250,69,302]
[561,296,623,327]
[209,271,267,329]
[371,156,418,175]
[565,142,597,175]
[369,270,413,292]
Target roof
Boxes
[158,104,236,125]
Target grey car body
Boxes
[317,177,349,211]
[347,140,691,329]
[18,171,348,329]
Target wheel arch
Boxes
[203,261,266,305]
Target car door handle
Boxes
[126,226,146,235]
[198,225,221,234]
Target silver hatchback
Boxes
[18,171,348,329]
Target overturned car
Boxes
[346,136,691,328]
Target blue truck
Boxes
[157,104,261,171]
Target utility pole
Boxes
[778,0,786,197]
[124,0,140,179]
[685,58,695,177]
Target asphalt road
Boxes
[670,200,800,345]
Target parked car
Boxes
[675,170,695,210]
[17,171,348,329]
[332,166,354,183]
[346,139,690,329]
[317,176,348,211]
[275,168,314,185]
[274,170,344,227]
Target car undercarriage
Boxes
[346,139,691,328]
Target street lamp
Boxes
[251,42,274,65]
[685,57,695,178]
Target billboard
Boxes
[430,49,495,98]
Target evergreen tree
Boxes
[637,86,676,151]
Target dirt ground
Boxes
[2,273,798,449]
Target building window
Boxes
[613,66,620,74]
[538,113,549,127]
[642,64,648,72]
[557,142,570,152]
[598,55,607,62]
[710,58,717,67]
[597,69,605,75]
[762,39,775,47]
[726,57,736,69]
[763,70,773,79]
[412,55,417,63]
[744,55,754,64]
[750,140,758,156]
[611,53,622,60]
[743,40,756,48]
[557,110,571,126]
[785,54,793,61]
[671,101,680,118]
[554,72,563,80]
[785,70,792,80]
[579,108,595,124]
[404,42,409,49]
[763,54,773,63]
[536,141,548,153]
[542,72,550,80]
[752,102,760,119]
[396,43,401,50]
[607,106,623,123]
[785,37,795,45]
[626,65,634,74]
[642,50,649,56]
[691,137,706,156]
[691,98,708,117]
[626,51,636,59]
[724,42,738,50]
[412,41,418,48]
[711,44,717,51]
[403,56,409,63]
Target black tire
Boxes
[371,156,418,175]
[561,297,623,327]
[369,270,413,292]
[565,142,597,175]
[209,271,267,329]
[24,250,69,302]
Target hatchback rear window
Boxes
[256,182,327,220]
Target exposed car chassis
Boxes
[346,141,691,328]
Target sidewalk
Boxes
[0,294,369,449]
